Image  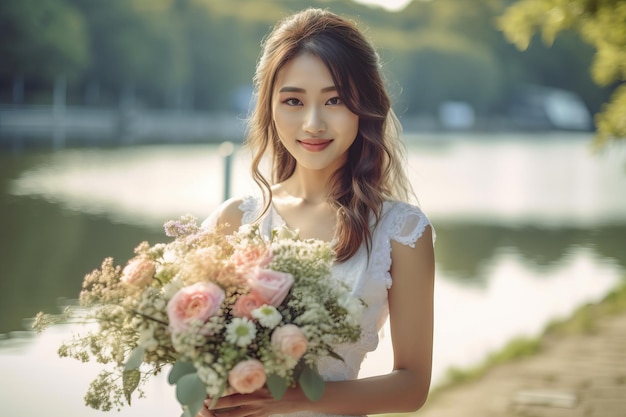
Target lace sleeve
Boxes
[239,194,261,225]
[378,202,434,289]
[388,202,433,248]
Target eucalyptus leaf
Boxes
[266,373,289,400]
[168,360,197,385]
[176,372,207,417]
[124,346,145,370]
[299,365,325,402]
[122,368,141,405]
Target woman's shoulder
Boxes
[201,194,262,232]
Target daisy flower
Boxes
[252,305,282,328]
[226,317,257,347]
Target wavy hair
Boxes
[246,8,414,262]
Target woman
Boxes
[200,8,434,417]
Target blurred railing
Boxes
[0,105,246,149]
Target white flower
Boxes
[338,293,364,321]
[162,278,183,300]
[137,329,158,352]
[226,317,257,347]
[252,305,282,328]
[196,365,222,397]
[272,225,300,241]
[153,298,166,311]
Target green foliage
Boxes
[1,0,608,122]
[168,360,197,384]
[486,337,541,365]
[595,78,626,146]
[298,363,325,402]
[545,278,626,336]
[498,0,626,143]
[122,369,141,405]
[266,373,289,400]
[68,0,189,98]
[0,0,89,79]
[438,336,540,390]
[176,372,207,417]
[125,346,146,370]
[399,31,503,115]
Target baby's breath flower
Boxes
[252,305,282,328]
[225,317,256,347]
[338,293,365,322]
[196,365,223,397]
[163,214,200,237]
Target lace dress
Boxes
[202,195,433,417]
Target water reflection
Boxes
[434,222,626,284]
[0,135,625,415]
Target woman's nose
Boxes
[303,107,326,134]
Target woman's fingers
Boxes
[196,405,214,417]
[201,389,273,417]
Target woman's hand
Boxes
[196,387,305,417]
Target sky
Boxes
[353,0,414,11]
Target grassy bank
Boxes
[429,278,626,397]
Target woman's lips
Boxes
[297,139,333,152]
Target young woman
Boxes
[200,8,435,417]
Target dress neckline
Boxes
[267,201,338,246]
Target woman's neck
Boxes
[277,166,332,205]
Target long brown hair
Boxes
[247,8,414,262]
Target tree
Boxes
[0,0,89,80]
[498,0,626,145]
[399,31,503,116]
[68,0,189,107]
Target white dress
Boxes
[203,195,433,417]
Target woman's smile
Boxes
[297,138,334,152]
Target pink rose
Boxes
[167,282,225,333]
[121,257,156,288]
[232,292,268,319]
[247,269,293,307]
[232,245,273,272]
[271,324,308,361]
[228,359,266,394]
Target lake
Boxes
[1,131,625,416]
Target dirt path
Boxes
[415,311,626,417]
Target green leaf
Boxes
[168,360,197,385]
[266,373,289,400]
[176,372,207,417]
[124,346,145,370]
[298,365,325,402]
[122,369,141,405]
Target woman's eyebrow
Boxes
[278,86,337,93]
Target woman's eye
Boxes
[327,97,343,105]
[284,98,302,106]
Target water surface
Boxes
[1,133,624,416]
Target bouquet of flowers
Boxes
[34,215,364,417]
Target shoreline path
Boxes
[414,310,626,417]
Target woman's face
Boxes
[272,53,359,174]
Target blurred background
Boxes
[1,0,625,415]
